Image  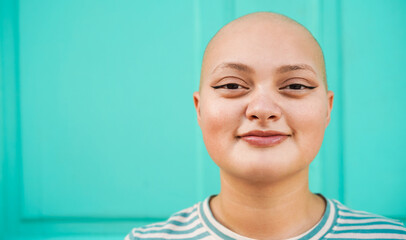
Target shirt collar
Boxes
[198,195,336,240]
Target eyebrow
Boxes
[276,64,316,75]
[211,62,316,75]
[211,62,254,74]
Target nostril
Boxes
[249,114,278,120]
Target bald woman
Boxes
[126,12,406,240]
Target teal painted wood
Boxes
[18,0,202,219]
[0,1,4,237]
[2,0,204,238]
[317,0,345,203]
[1,0,23,238]
[341,0,406,220]
[0,0,5,237]
[1,0,406,239]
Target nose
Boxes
[246,90,282,122]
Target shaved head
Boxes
[200,12,327,91]
[193,11,334,186]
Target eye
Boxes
[280,84,316,90]
[212,83,248,90]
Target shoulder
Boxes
[326,199,406,239]
[125,202,210,240]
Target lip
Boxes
[238,130,290,147]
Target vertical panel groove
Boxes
[1,0,22,237]
[0,0,5,237]
[193,0,204,201]
[224,0,236,22]
[336,0,345,203]
[318,0,345,202]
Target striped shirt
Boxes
[125,196,406,239]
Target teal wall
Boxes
[1,0,405,239]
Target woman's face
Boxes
[194,20,334,183]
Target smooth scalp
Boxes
[199,12,327,91]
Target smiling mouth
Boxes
[238,130,290,147]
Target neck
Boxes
[210,168,326,240]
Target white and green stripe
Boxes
[125,196,406,239]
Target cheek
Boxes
[199,98,243,157]
[200,100,228,133]
[200,97,244,130]
[285,98,328,158]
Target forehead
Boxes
[202,19,324,80]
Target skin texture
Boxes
[193,12,334,239]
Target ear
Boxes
[326,90,334,126]
[193,91,201,126]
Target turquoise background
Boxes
[1,0,405,239]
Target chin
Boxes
[219,154,309,184]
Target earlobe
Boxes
[193,91,201,125]
[326,91,334,126]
